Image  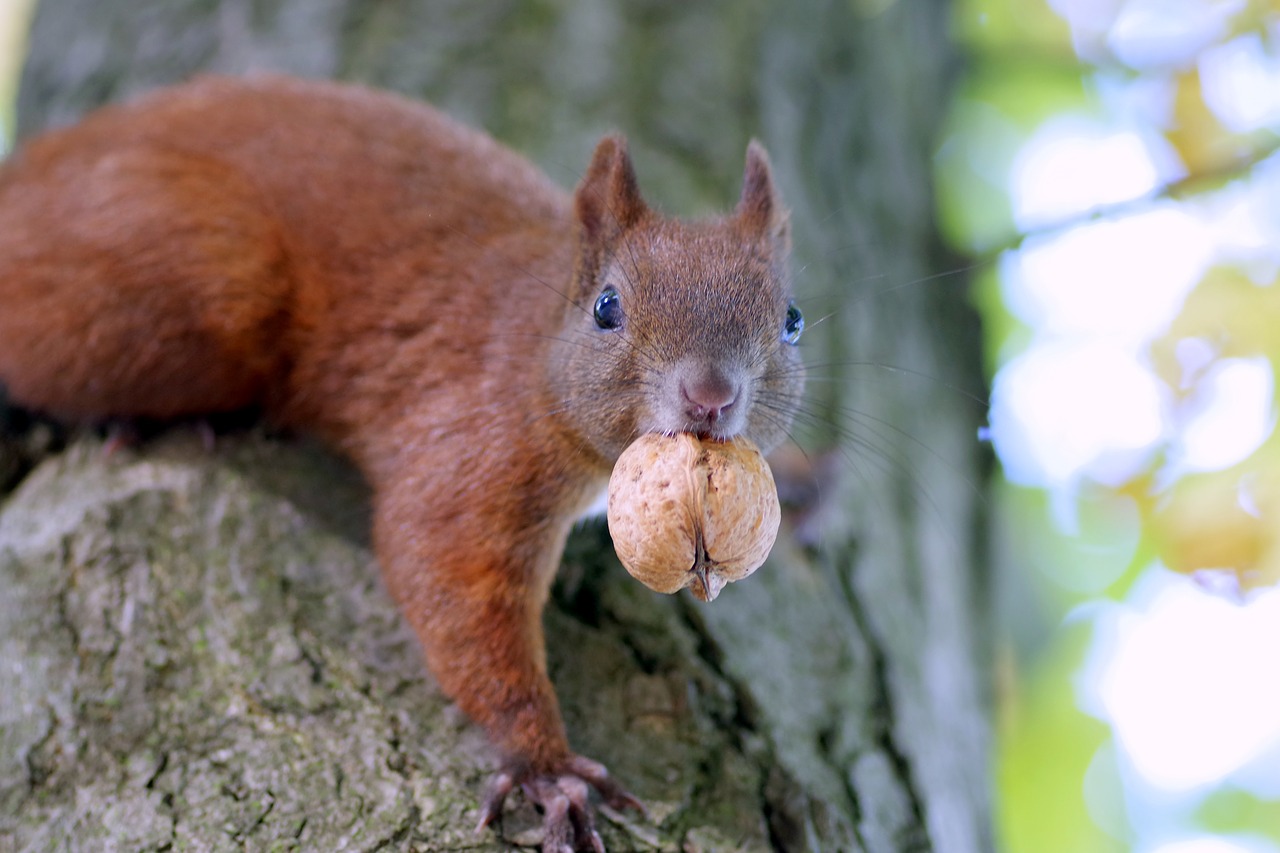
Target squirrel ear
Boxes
[575,134,647,242]
[737,140,790,249]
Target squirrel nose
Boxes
[680,373,740,424]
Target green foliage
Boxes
[0,0,35,153]
[1197,787,1280,845]
[946,0,1280,849]
[997,622,1126,853]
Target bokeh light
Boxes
[948,0,1280,848]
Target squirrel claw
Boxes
[101,422,140,458]
[476,754,643,852]
[564,755,648,819]
[475,769,516,833]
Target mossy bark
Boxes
[2,1,992,850]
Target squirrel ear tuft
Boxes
[575,134,647,242]
[737,140,789,249]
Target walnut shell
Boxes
[606,433,781,602]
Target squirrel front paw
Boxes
[476,753,645,853]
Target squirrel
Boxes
[0,75,805,851]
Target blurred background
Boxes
[2,0,1279,850]
[942,0,1280,851]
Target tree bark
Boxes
[0,1,992,851]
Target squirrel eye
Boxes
[782,302,804,345]
[594,287,623,330]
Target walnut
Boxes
[606,433,781,602]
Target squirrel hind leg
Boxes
[0,147,294,423]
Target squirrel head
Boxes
[553,134,805,463]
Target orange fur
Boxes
[0,75,802,830]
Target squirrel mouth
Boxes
[650,426,736,444]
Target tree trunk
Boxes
[0,1,992,850]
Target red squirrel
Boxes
[0,75,805,850]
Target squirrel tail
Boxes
[0,146,294,422]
